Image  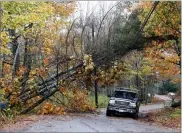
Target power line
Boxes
[134,1,159,41]
[95,1,160,67]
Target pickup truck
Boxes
[106,87,142,119]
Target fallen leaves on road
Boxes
[0,115,39,132]
[138,107,180,130]
[151,97,165,103]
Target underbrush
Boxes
[36,89,96,114]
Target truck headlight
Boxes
[109,100,115,105]
[129,102,136,107]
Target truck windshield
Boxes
[113,91,137,100]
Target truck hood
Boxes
[110,97,136,103]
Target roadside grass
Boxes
[170,108,181,117]
[89,94,109,108]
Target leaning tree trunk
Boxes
[12,43,20,78]
[9,29,21,78]
[21,39,32,94]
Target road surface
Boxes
[154,94,172,101]
[2,103,178,132]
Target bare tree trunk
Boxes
[92,20,95,46]
[71,35,78,57]
[9,29,21,78]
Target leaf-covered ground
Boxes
[0,114,39,131]
[138,107,181,130]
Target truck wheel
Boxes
[132,113,138,119]
[106,109,112,116]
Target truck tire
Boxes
[132,113,138,119]
[106,109,112,116]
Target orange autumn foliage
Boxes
[144,41,180,83]
[37,102,66,115]
[59,88,96,112]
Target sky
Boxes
[72,1,117,19]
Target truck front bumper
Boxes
[107,106,137,114]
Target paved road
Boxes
[15,104,177,132]
[154,94,172,101]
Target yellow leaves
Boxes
[59,87,66,93]
[0,31,11,55]
[145,48,180,80]
[2,2,55,29]
[1,31,8,41]
[52,2,76,17]
[138,2,180,37]
[31,68,47,78]
[35,2,54,16]
[1,77,21,105]
[83,54,95,74]
[164,54,180,64]
[37,102,65,115]
[58,88,95,112]
[138,1,152,9]
[141,65,152,76]
[30,70,36,76]
[144,39,180,80]
[0,47,11,55]
[68,89,95,112]
[94,62,127,87]
[83,54,90,61]
[43,47,52,54]
[9,93,19,105]
[28,13,40,23]
[42,38,55,55]
[17,66,27,77]
[2,64,11,75]
[43,58,49,66]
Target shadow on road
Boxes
[105,112,147,119]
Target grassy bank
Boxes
[89,94,109,108]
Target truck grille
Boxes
[115,101,129,106]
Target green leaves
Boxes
[2,2,54,32]
[0,31,11,55]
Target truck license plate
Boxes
[119,109,125,112]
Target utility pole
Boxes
[94,67,98,108]
[56,48,59,91]
[136,62,139,90]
